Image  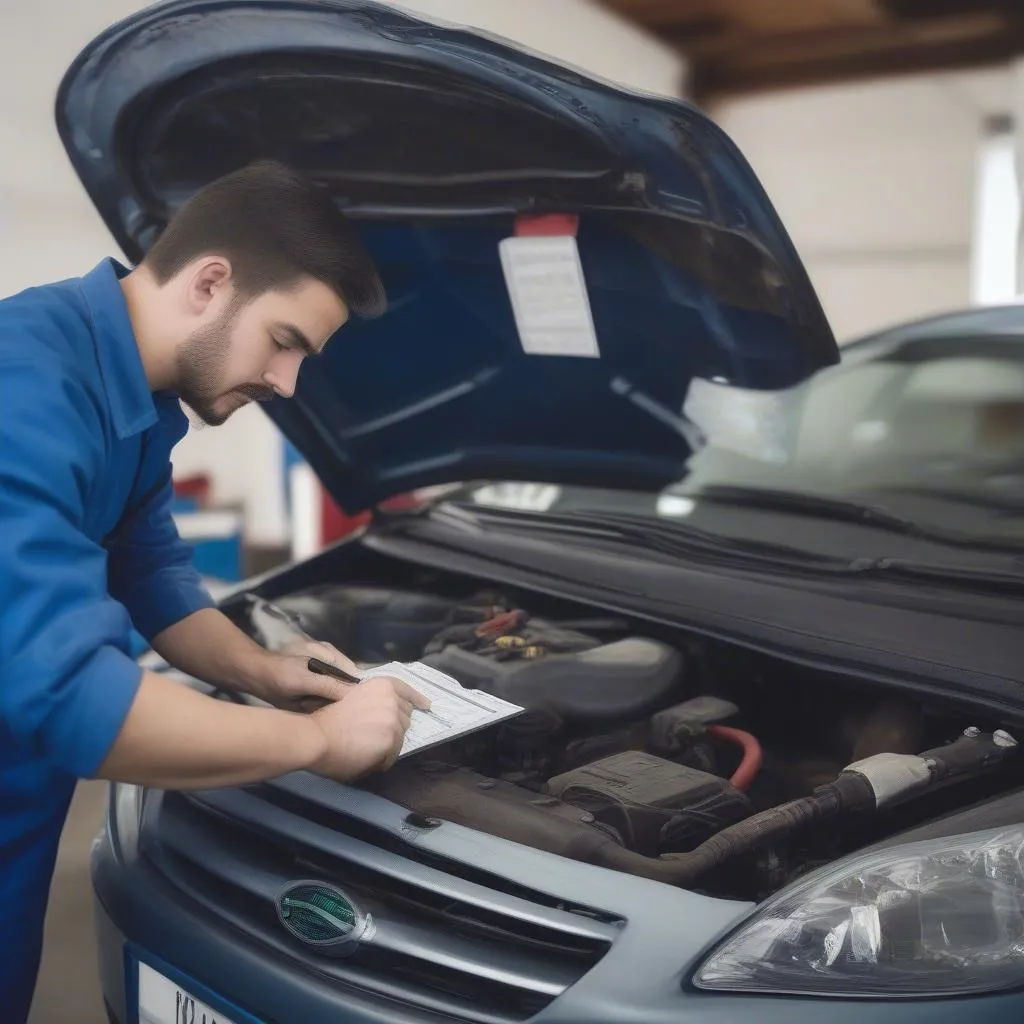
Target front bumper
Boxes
[92,791,1024,1024]
[94,829,483,1024]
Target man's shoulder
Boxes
[0,277,108,440]
[0,274,95,373]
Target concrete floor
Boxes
[28,781,108,1024]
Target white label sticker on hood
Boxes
[499,235,600,357]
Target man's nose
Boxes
[264,352,303,399]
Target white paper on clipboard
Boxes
[358,661,525,759]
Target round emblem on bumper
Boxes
[276,881,373,956]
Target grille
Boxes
[141,777,618,1023]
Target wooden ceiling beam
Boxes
[602,0,724,30]
[603,0,886,31]
[682,12,1024,100]
[679,11,1008,62]
[600,0,1024,101]
[714,0,886,33]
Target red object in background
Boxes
[320,492,371,543]
[514,213,579,237]
[319,490,423,545]
[173,473,211,507]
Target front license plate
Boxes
[138,962,241,1024]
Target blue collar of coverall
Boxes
[79,258,160,440]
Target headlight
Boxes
[111,783,144,855]
[695,826,1024,997]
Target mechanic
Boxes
[0,160,430,1023]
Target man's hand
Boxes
[150,609,362,710]
[248,637,361,711]
[310,675,432,779]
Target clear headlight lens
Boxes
[695,826,1024,997]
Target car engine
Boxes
[248,584,1022,900]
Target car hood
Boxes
[58,0,838,512]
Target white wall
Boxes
[712,67,1014,343]
[0,0,685,545]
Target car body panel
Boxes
[92,417,1024,1024]
[91,784,1024,1024]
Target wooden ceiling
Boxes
[601,0,1024,102]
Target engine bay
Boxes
[244,580,1024,901]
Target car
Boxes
[57,2,1024,1023]
[461,304,1024,536]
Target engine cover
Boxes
[421,638,684,724]
[546,752,751,855]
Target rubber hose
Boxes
[594,772,875,887]
[708,725,763,792]
[663,772,875,882]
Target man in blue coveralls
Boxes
[0,160,429,1022]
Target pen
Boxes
[307,657,361,684]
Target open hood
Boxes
[58,0,838,512]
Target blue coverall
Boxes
[0,259,214,1021]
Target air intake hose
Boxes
[589,728,1017,887]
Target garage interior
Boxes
[0,0,1021,1021]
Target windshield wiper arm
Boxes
[436,503,850,572]
[433,504,1023,594]
[846,558,1024,596]
[695,484,1024,554]
[875,483,1024,518]
[573,509,1024,594]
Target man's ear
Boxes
[183,256,233,316]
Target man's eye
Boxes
[272,338,288,352]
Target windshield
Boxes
[455,329,1024,553]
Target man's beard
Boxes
[175,310,275,427]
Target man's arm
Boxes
[97,670,327,788]
[0,359,144,777]
[0,358,426,784]
[107,469,353,707]
[105,465,216,643]
[150,607,360,707]
[95,669,428,789]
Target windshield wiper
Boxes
[876,483,1024,518]
[694,484,1024,554]
[844,557,1024,595]
[433,503,1024,595]
[436,503,854,572]
[555,510,1023,591]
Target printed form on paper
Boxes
[356,661,525,758]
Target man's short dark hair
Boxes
[144,160,386,318]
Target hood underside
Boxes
[57,0,838,512]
